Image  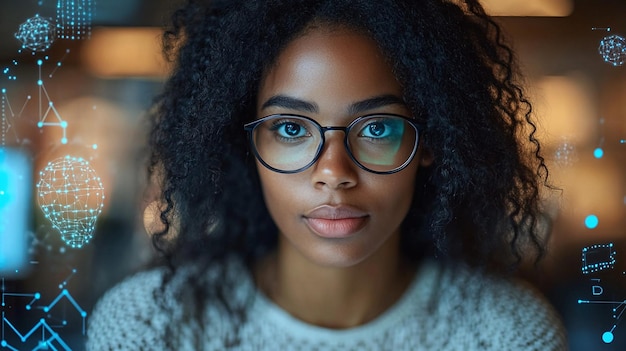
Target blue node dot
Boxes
[61,121,68,128]
[1,340,7,347]
[37,60,43,66]
[81,311,87,317]
[34,292,41,299]
[37,80,43,86]
[37,121,44,128]
[593,148,604,159]
[92,144,98,150]
[25,305,31,310]
[61,137,68,144]
[43,307,49,312]
[602,331,614,344]
[585,215,599,229]
[1,88,5,93]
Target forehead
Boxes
[257,26,404,112]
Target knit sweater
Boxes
[86,259,567,350]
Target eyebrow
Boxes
[261,95,319,113]
[260,94,407,115]
[347,94,407,115]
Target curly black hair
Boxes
[148,0,550,346]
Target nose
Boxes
[310,132,358,190]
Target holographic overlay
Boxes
[36,155,104,248]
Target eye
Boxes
[270,119,310,140]
[358,117,404,140]
[361,121,390,138]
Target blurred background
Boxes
[0,0,624,350]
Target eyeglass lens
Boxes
[250,115,418,173]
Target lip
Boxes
[303,205,369,238]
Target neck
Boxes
[255,232,415,329]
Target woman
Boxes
[87,0,567,349]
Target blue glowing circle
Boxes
[602,331,614,344]
[585,215,599,229]
[593,148,604,159]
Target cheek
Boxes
[373,164,418,219]
[256,166,301,226]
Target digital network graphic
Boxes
[34,53,71,145]
[578,243,625,345]
[14,1,94,53]
[0,269,86,350]
[593,27,626,67]
[3,1,97,350]
[553,137,578,167]
[37,155,104,249]
[56,0,95,40]
[3,0,103,252]
[14,15,56,53]
[6,0,97,147]
[574,25,626,347]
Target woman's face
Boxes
[255,26,431,267]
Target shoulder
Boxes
[86,268,177,351]
[429,262,568,351]
[86,257,251,351]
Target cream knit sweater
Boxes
[86,259,567,350]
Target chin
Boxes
[302,244,377,269]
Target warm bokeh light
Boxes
[81,27,168,78]
[481,0,573,17]
[532,74,598,147]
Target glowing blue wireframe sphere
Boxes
[14,14,56,52]
[37,155,105,248]
[598,34,626,67]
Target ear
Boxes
[143,201,165,236]
[418,148,434,167]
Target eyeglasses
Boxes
[244,113,423,174]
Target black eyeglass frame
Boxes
[244,113,425,175]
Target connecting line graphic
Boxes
[34,59,68,144]
[1,272,87,350]
[577,299,625,344]
[1,312,71,351]
[1,89,30,146]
